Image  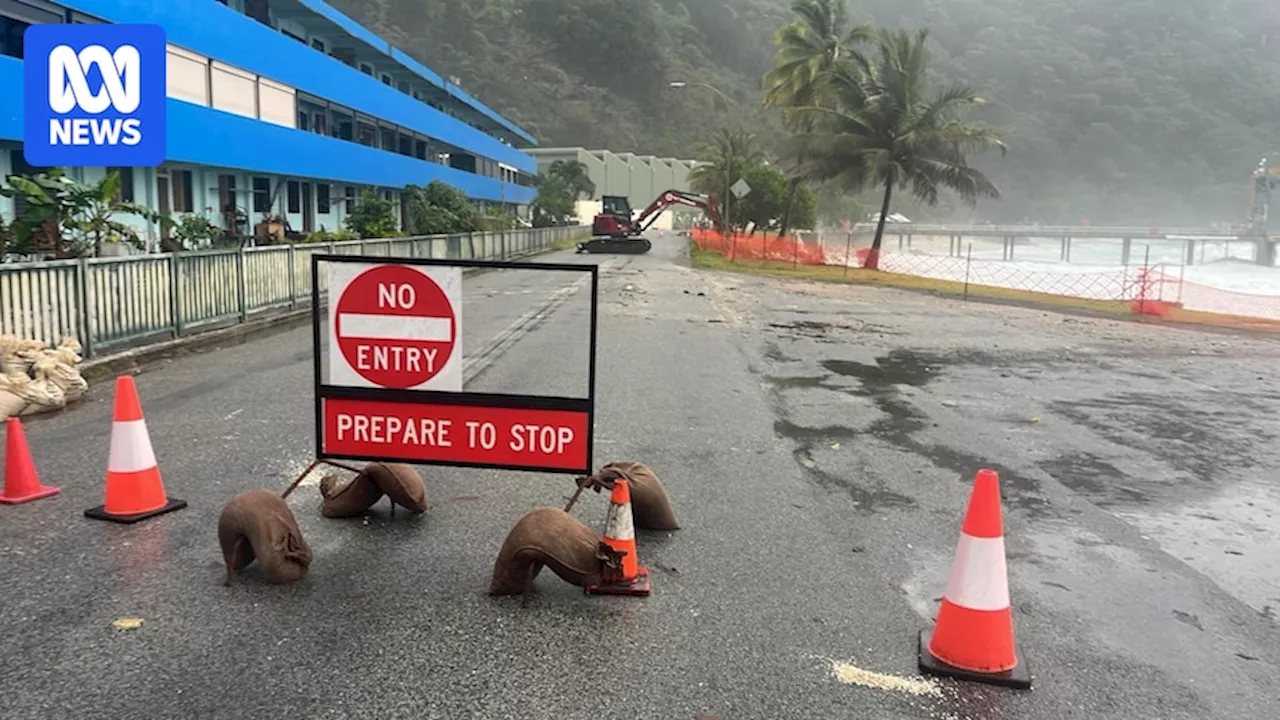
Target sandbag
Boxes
[318,472,384,518]
[0,373,28,418]
[33,353,87,403]
[579,461,680,531]
[489,507,622,596]
[0,387,26,418]
[8,338,47,376]
[364,462,428,512]
[17,371,66,416]
[318,462,427,518]
[218,489,312,586]
[0,335,26,377]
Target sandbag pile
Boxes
[0,335,88,419]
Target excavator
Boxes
[577,189,722,254]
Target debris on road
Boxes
[823,657,943,698]
[111,617,144,632]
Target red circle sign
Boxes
[335,264,456,389]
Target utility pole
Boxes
[670,80,734,235]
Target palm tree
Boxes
[792,28,1006,269]
[688,127,763,232]
[547,160,597,200]
[762,0,874,241]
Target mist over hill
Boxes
[334,0,1280,226]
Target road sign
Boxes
[327,262,462,391]
[731,178,751,198]
[312,255,599,475]
[323,397,590,472]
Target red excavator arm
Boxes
[633,189,722,232]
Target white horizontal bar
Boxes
[339,313,452,342]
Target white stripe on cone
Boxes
[108,419,158,474]
[605,499,635,541]
[942,533,1010,612]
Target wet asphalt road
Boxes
[2,232,1279,719]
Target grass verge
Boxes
[553,234,586,251]
[689,242,1280,336]
[689,244,1131,315]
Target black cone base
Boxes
[85,497,188,525]
[917,629,1032,690]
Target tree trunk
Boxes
[867,181,893,271]
[778,175,801,243]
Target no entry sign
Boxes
[312,254,599,475]
[327,262,462,391]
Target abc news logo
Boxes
[23,24,166,167]
[47,44,144,147]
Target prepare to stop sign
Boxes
[328,263,462,391]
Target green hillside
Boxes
[332,0,1280,226]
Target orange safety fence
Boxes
[690,228,1280,331]
[692,228,827,264]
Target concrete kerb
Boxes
[79,244,577,383]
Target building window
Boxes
[317,184,331,214]
[171,170,194,213]
[297,111,310,131]
[344,186,356,213]
[287,181,300,214]
[380,127,396,151]
[313,112,327,135]
[397,80,409,94]
[252,177,271,213]
[108,167,135,203]
[357,122,376,147]
[311,38,325,52]
[359,63,373,76]
[380,73,392,86]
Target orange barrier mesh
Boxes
[689,228,1280,332]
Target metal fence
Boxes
[0,225,589,358]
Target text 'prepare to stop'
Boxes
[334,412,577,454]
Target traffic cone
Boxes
[918,468,1032,689]
[585,478,651,597]
[0,417,61,504]
[84,375,187,524]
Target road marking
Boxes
[462,257,623,384]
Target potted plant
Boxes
[254,213,286,243]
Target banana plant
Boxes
[0,168,170,258]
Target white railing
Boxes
[0,226,589,358]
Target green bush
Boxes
[305,227,360,244]
[343,189,402,239]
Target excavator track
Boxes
[575,237,652,254]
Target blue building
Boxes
[0,0,540,247]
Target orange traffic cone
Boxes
[918,468,1031,689]
[1,416,61,504]
[585,478,651,597]
[84,375,187,524]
